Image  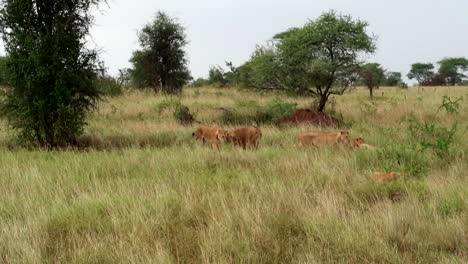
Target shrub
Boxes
[155,98,181,114]
[437,192,466,217]
[255,100,297,124]
[96,76,123,96]
[219,109,256,125]
[354,143,430,179]
[174,105,195,126]
[407,96,462,158]
[0,0,104,148]
[128,12,191,94]
[219,100,296,126]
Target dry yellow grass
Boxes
[0,86,467,263]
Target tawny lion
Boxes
[372,172,401,183]
[298,131,350,147]
[192,126,226,150]
[225,126,262,150]
[353,137,378,150]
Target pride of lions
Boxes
[192,125,400,183]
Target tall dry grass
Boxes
[0,86,467,263]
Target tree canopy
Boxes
[408,63,435,85]
[240,11,376,112]
[129,11,191,93]
[0,0,103,148]
[382,71,403,87]
[438,57,468,86]
[359,63,385,98]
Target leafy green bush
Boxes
[174,105,195,126]
[437,192,466,217]
[96,76,123,96]
[0,0,103,148]
[255,100,297,124]
[219,109,256,125]
[154,98,195,125]
[219,100,296,125]
[407,96,462,158]
[155,98,181,114]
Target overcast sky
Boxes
[60,0,468,79]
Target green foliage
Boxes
[220,100,296,125]
[407,63,435,85]
[96,75,123,97]
[438,57,468,86]
[255,100,297,124]
[437,192,466,217]
[174,104,195,126]
[382,71,403,87]
[359,63,385,98]
[155,97,182,114]
[379,144,430,178]
[438,95,462,115]
[399,82,409,89]
[208,65,227,87]
[354,130,430,178]
[241,11,376,112]
[205,62,240,88]
[190,78,209,88]
[352,181,407,204]
[117,68,131,87]
[0,0,103,148]
[408,96,462,158]
[129,11,191,93]
[154,97,194,125]
[0,56,11,85]
[238,46,283,90]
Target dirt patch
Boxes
[275,109,343,127]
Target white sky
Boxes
[4,0,468,80]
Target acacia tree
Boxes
[382,71,402,86]
[407,63,435,85]
[0,0,103,148]
[359,63,385,98]
[129,11,191,93]
[276,11,376,111]
[438,57,468,86]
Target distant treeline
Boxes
[191,58,468,89]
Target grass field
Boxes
[0,86,467,263]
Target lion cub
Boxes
[193,126,226,150]
[353,137,378,150]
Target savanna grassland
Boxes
[0,86,467,263]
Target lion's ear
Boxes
[192,132,195,137]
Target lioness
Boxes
[192,126,226,150]
[225,126,262,150]
[372,172,401,183]
[298,131,350,147]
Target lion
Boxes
[225,126,262,150]
[353,137,378,150]
[353,137,365,148]
[372,172,401,183]
[192,126,226,150]
[298,131,350,147]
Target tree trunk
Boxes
[369,87,373,99]
[317,94,328,112]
